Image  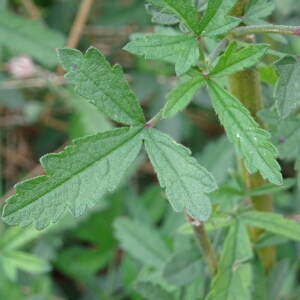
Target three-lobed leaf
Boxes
[210,41,268,77]
[163,76,204,118]
[144,128,217,221]
[2,126,144,229]
[207,80,282,185]
[57,47,145,125]
[124,33,199,75]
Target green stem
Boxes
[189,216,218,276]
[229,0,276,272]
[232,24,300,37]
[207,39,229,66]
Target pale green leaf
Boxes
[210,41,268,77]
[198,0,240,36]
[206,220,253,300]
[242,211,300,241]
[114,217,170,268]
[162,249,203,287]
[296,151,300,190]
[0,227,42,251]
[247,178,295,196]
[275,57,300,119]
[0,11,65,67]
[124,33,199,75]
[2,250,50,274]
[147,0,200,34]
[207,80,282,185]
[57,47,145,125]
[144,128,217,221]
[135,281,175,300]
[272,116,300,160]
[197,135,235,184]
[163,76,204,118]
[2,126,143,230]
[244,0,275,20]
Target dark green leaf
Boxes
[57,47,145,125]
[2,126,143,229]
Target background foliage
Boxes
[0,0,300,299]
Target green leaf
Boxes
[296,151,300,190]
[135,281,175,300]
[124,33,199,75]
[2,126,143,230]
[2,251,50,275]
[244,0,275,21]
[144,128,217,221]
[147,0,200,34]
[163,76,204,118]
[207,80,282,185]
[57,47,145,125]
[272,116,300,160]
[197,0,240,36]
[162,249,203,287]
[242,211,300,241]
[0,11,65,67]
[210,41,268,77]
[275,57,300,119]
[114,217,170,268]
[247,178,295,196]
[55,246,112,280]
[197,135,235,184]
[206,220,253,300]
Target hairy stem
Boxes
[188,216,218,276]
[229,0,276,272]
[232,24,300,37]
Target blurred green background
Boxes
[0,0,300,299]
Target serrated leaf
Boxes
[244,0,275,20]
[0,11,65,67]
[242,211,300,241]
[206,220,253,300]
[57,47,145,125]
[198,0,240,36]
[114,217,170,268]
[163,76,204,118]
[162,249,203,287]
[148,0,200,34]
[124,33,199,76]
[144,128,217,221]
[207,80,282,185]
[275,57,300,119]
[2,126,143,229]
[210,41,268,77]
[135,281,175,300]
[145,3,179,25]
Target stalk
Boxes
[188,216,218,276]
[229,0,276,271]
